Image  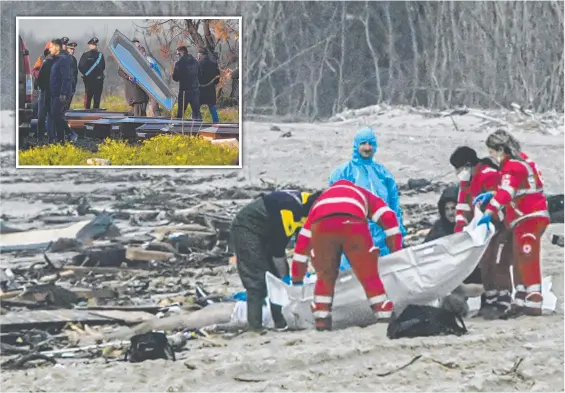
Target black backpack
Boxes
[386,304,468,339]
[124,332,176,363]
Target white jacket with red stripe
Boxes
[291,180,403,275]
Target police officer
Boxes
[48,38,73,144]
[78,37,105,109]
[62,39,79,103]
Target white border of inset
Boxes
[15,16,242,169]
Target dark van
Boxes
[18,35,34,127]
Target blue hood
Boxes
[329,126,407,269]
[352,127,377,164]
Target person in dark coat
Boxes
[117,68,148,117]
[230,190,323,332]
[172,46,201,120]
[48,38,73,144]
[424,184,458,243]
[78,37,105,109]
[36,45,55,139]
[423,184,482,285]
[65,41,79,103]
[196,48,221,122]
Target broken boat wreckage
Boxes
[0,182,560,369]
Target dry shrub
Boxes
[18,135,239,166]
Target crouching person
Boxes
[290,180,403,331]
[475,130,550,317]
[229,190,322,332]
[450,146,513,319]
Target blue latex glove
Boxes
[281,276,291,285]
[149,62,155,69]
[477,213,492,227]
[473,192,494,206]
[129,76,137,84]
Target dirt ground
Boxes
[1,107,564,392]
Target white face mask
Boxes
[457,167,472,181]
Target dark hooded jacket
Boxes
[198,54,220,105]
[49,53,72,98]
[37,54,55,94]
[173,54,201,91]
[118,68,148,106]
[424,185,459,243]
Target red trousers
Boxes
[309,215,388,330]
[510,216,549,315]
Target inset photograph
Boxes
[16,17,241,167]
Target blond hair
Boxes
[485,129,523,160]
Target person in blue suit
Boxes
[329,127,406,270]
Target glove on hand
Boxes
[129,77,137,84]
[477,213,492,227]
[473,192,494,206]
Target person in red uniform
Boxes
[474,129,550,317]
[290,179,403,331]
[449,146,513,319]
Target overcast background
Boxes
[19,18,136,43]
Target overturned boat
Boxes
[108,29,175,111]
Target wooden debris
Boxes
[376,355,423,377]
[125,247,175,262]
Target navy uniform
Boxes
[78,37,105,109]
[229,190,323,331]
[62,39,79,103]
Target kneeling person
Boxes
[290,180,403,331]
[230,190,322,332]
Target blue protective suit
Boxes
[329,127,407,270]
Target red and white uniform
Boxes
[455,163,500,232]
[290,179,402,330]
[485,153,549,314]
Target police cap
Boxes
[88,37,99,45]
[68,42,77,48]
[61,37,70,45]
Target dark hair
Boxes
[43,48,50,56]
[303,190,324,213]
[51,38,62,48]
[176,46,188,55]
[485,129,522,159]
[449,146,479,169]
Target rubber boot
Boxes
[270,302,288,331]
[481,289,511,320]
[246,292,265,332]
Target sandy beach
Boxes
[0,107,563,392]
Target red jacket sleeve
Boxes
[366,191,403,252]
[291,216,312,284]
[485,167,523,220]
[480,168,501,192]
[455,180,472,233]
